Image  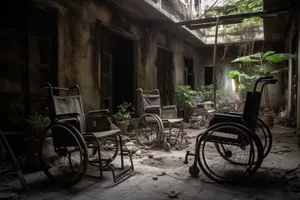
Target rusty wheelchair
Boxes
[38,83,134,186]
[184,76,277,183]
[135,88,188,151]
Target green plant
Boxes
[26,112,50,138]
[174,85,197,108]
[198,84,223,102]
[227,51,296,110]
[112,102,134,123]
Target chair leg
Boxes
[96,140,103,178]
[118,133,124,169]
[0,131,29,192]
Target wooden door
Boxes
[157,48,173,105]
[100,25,113,111]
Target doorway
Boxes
[0,2,57,131]
[112,34,134,112]
[157,48,173,106]
[184,57,195,89]
[100,25,135,113]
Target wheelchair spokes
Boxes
[197,124,259,183]
[39,123,88,186]
[136,113,162,147]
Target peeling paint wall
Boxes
[32,0,199,112]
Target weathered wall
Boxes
[32,0,199,112]
[195,41,286,112]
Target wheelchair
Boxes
[135,88,188,151]
[183,76,277,184]
[38,83,134,186]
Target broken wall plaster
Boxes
[34,0,199,111]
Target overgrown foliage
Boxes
[175,85,197,108]
[227,51,296,110]
[26,112,50,138]
[206,0,263,34]
[112,102,134,123]
[197,84,224,102]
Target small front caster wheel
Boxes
[164,142,171,152]
[189,165,200,177]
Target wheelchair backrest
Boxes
[136,88,161,117]
[243,91,261,132]
[51,95,86,132]
[52,95,84,116]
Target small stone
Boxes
[145,146,151,150]
[152,176,158,180]
[154,156,163,161]
[157,171,166,176]
[135,150,142,156]
[141,149,148,153]
[148,154,154,158]
[186,135,192,139]
[125,142,134,146]
[168,191,179,199]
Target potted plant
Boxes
[25,112,50,151]
[228,51,296,127]
[174,84,197,122]
[23,112,50,172]
[112,102,134,135]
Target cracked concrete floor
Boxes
[2,125,300,200]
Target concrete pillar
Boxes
[297,15,300,133]
[288,39,292,113]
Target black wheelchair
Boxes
[38,83,134,186]
[184,76,277,183]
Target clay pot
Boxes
[116,122,129,135]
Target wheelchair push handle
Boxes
[260,78,278,93]
[253,76,277,92]
[40,82,81,96]
[259,76,273,81]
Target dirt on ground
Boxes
[2,125,300,199]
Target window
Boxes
[204,66,213,85]
[184,57,195,89]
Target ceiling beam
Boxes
[152,9,289,28]
[187,19,243,29]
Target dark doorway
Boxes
[184,57,195,89]
[112,34,134,112]
[0,2,57,131]
[99,25,134,113]
[291,34,298,124]
[157,48,173,106]
[204,66,213,85]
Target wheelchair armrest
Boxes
[228,112,242,116]
[214,113,241,119]
[55,113,81,119]
[162,105,177,110]
[87,109,110,116]
[145,105,160,111]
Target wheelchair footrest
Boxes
[175,143,189,151]
[114,165,134,183]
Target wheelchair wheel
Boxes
[216,118,272,164]
[197,122,263,184]
[136,113,163,148]
[256,117,272,159]
[38,122,88,186]
[88,134,119,167]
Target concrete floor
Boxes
[2,126,300,200]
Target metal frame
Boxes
[40,82,134,184]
